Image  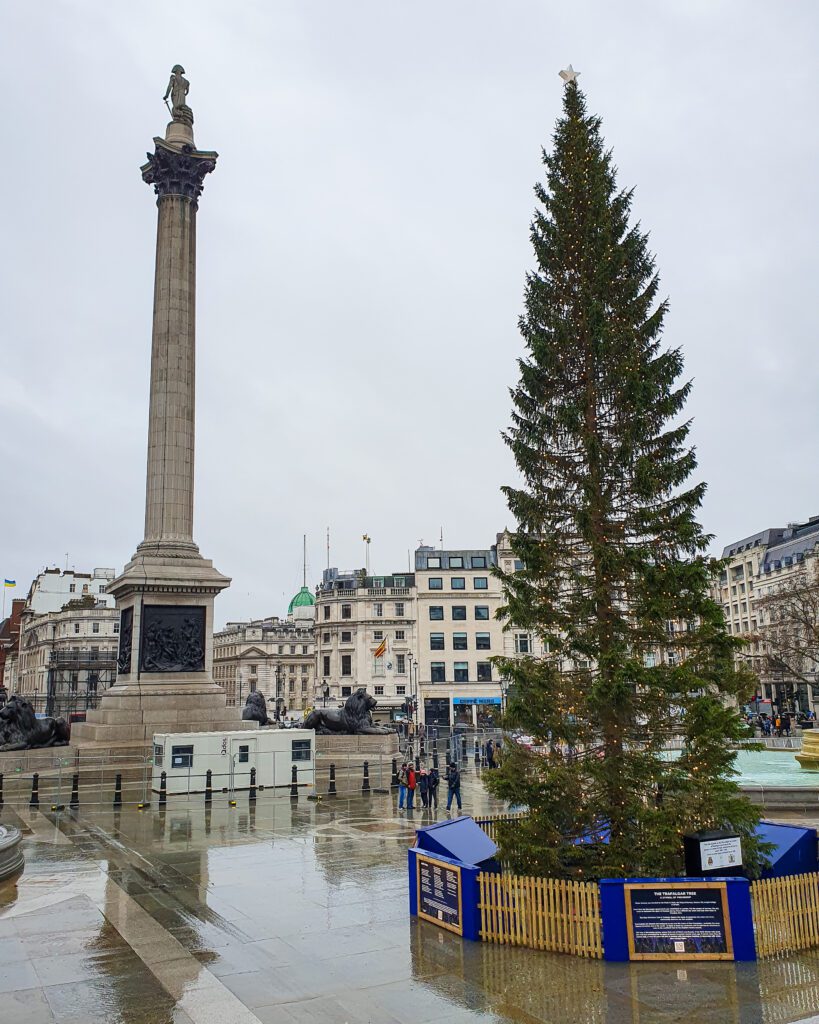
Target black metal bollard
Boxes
[205,769,213,805]
[432,739,438,758]
[328,763,337,796]
[433,750,439,770]
[461,737,468,762]
[474,740,481,766]
[390,758,399,788]
[0,772,4,806]
[159,771,167,807]
[362,760,370,793]
[290,764,298,799]
[113,773,123,808]
[249,767,257,803]
[420,740,426,758]
[415,755,420,773]
[30,772,40,808]
[70,773,79,807]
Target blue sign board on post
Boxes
[600,877,756,962]
[409,816,499,941]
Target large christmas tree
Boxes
[485,74,761,878]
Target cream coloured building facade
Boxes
[314,569,417,723]
[212,588,316,717]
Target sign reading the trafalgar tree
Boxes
[417,855,463,935]
[625,882,733,960]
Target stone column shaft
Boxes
[143,195,197,546]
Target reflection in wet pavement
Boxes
[1,774,819,1023]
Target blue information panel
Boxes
[625,882,733,960]
[417,854,463,935]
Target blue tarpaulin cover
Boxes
[757,820,818,878]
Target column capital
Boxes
[141,138,217,206]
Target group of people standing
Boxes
[397,761,463,811]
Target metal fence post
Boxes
[113,773,123,808]
[30,772,40,808]
[290,764,299,799]
[249,767,257,803]
[362,760,370,793]
[205,769,213,805]
[390,758,399,788]
[328,762,337,797]
[159,771,167,807]
[70,773,79,808]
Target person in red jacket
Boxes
[406,764,417,810]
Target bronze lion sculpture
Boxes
[0,695,70,751]
[304,688,395,735]
[241,690,270,726]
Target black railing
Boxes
[49,650,117,665]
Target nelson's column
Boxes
[73,67,253,747]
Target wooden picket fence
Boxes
[478,871,603,958]
[751,871,819,958]
[473,811,529,846]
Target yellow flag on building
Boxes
[374,638,387,659]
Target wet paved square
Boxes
[2,774,819,1023]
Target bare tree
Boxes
[757,557,819,688]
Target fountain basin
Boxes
[0,824,24,882]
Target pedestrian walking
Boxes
[429,767,440,809]
[782,713,791,737]
[398,762,409,809]
[418,768,430,808]
[407,763,417,810]
[445,762,462,812]
[486,738,495,769]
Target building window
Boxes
[74,623,80,634]
[153,743,163,767]
[289,680,295,693]
[668,651,678,667]
[341,654,352,676]
[323,632,330,643]
[473,577,488,590]
[514,560,524,571]
[290,645,296,654]
[471,555,487,568]
[395,602,404,616]
[372,578,384,588]
[302,645,308,654]
[171,745,194,769]
[451,577,465,590]
[431,662,446,683]
[644,652,656,668]
[113,623,119,634]
[278,645,284,654]
[374,630,384,641]
[238,744,250,764]
[292,739,311,761]
[429,606,444,620]
[323,606,330,620]
[475,606,490,620]
[429,578,443,590]
[396,654,406,674]
[427,557,441,569]
[323,655,330,676]
[454,662,469,682]
[394,577,406,587]
[250,664,257,674]
[341,685,352,697]
[449,556,464,569]
[476,633,491,650]
[396,684,406,695]
[374,685,384,696]
[430,633,445,650]
[69,584,76,593]
[92,622,100,633]
[453,633,468,650]
[452,606,466,620]
[395,629,405,640]
[515,634,530,654]
[341,630,352,643]
[374,602,383,616]
[341,604,352,619]
[477,662,492,681]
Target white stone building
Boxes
[714,516,819,713]
[25,568,116,615]
[314,568,417,724]
[415,544,506,732]
[15,599,119,716]
[212,587,316,717]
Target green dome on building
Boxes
[288,586,315,615]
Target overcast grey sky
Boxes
[2,1,818,625]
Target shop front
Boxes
[453,696,501,730]
[424,697,451,731]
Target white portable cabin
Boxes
[151,728,315,795]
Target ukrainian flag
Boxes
[3,580,15,588]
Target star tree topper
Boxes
[559,64,580,84]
